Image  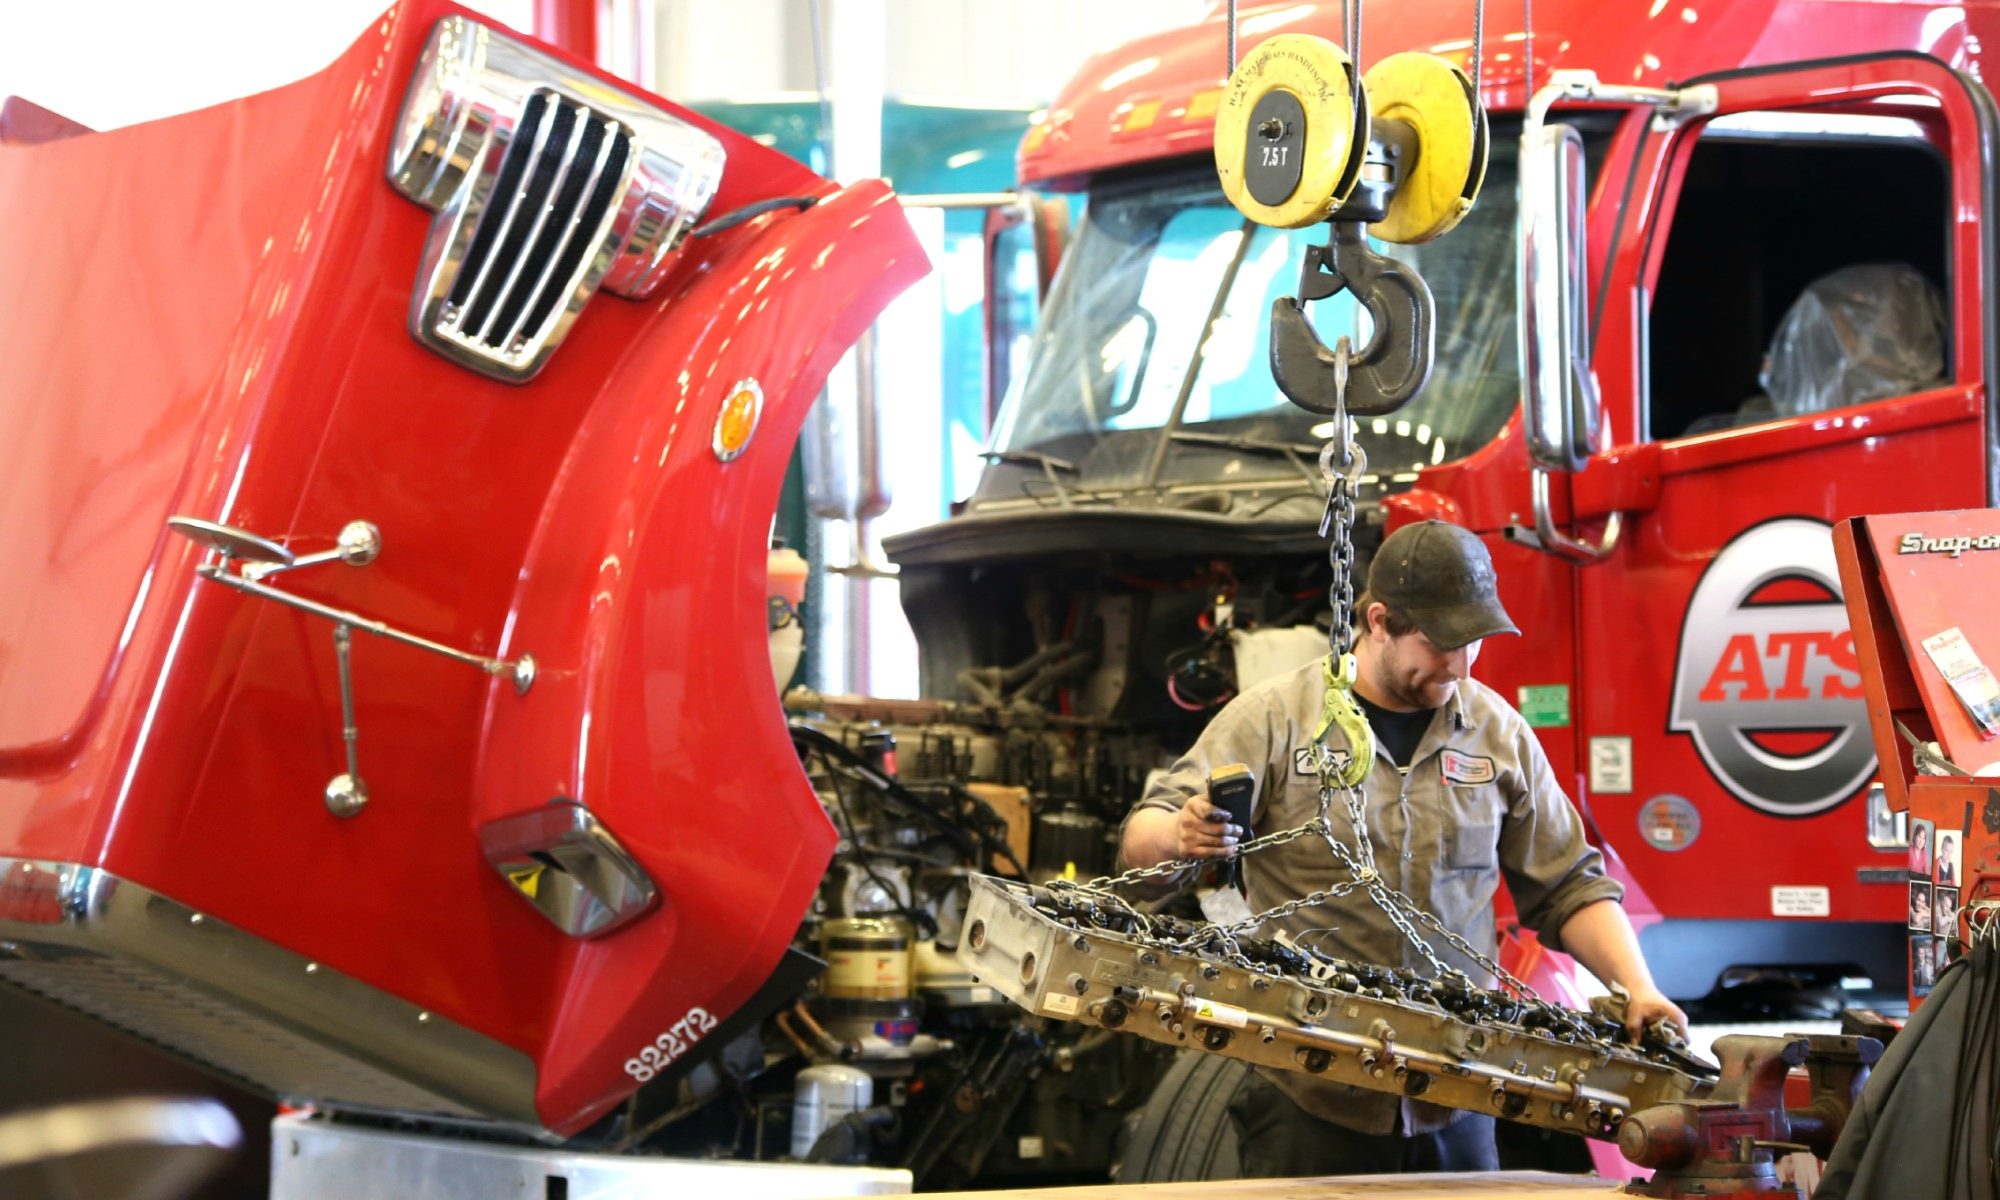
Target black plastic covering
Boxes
[1817,939,1999,1200]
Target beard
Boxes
[1392,676,1457,711]
[1371,647,1458,711]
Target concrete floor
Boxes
[0,985,273,1199]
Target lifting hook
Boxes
[1270,219,1434,417]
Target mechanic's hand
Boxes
[1175,796,1244,860]
[1623,985,1689,1043]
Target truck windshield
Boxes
[985,135,1519,499]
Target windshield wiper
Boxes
[1142,217,1258,489]
[1166,432,1323,491]
[983,449,1077,473]
[982,449,1080,509]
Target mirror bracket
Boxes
[1503,468,1623,563]
[167,516,537,816]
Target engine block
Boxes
[958,875,1713,1140]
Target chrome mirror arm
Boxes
[1516,467,1622,564]
[240,520,382,581]
[327,623,368,818]
[170,516,536,817]
[187,557,537,692]
[1525,70,1717,136]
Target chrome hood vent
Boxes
[387,17,727,381]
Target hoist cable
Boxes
[1525,0,1534,98]
[1472,0,1484,97]
[1344,0,1362,108]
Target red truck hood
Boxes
[0,1,924,1137]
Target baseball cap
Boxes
[1367,520,1519,650]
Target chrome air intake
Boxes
[387,16,726,381]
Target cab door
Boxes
[1568,56,1994,939]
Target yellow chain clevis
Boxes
[1312,653,1374,788]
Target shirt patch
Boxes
[1440,750,1496,785]
[1295,746,1353,776]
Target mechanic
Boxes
[1119,519,1687,1177]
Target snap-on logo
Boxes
[1899,531,2000,558]
[1668,518,1872,817]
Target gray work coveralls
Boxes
[1125,655,1623,1139]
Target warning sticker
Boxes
[1637,794,1699,852]
[1772,886,1831,918]
[1190,998,1249,1028]
[1590,737,1634,795]
[1518,684,1571,728]
[1043,993,1080,1016]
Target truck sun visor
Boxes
[387,16,726,381]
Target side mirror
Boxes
[1516,121,1599,473]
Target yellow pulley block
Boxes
[1362,51,1489,245]
[1214,34,1369,229]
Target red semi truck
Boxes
[918,0,2000,1014]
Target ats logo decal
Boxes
[1668,518,1872,817]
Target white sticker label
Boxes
[1922,626,2000,736]
[1590,737,1634,794]
[968,986,997,1004]
[1018,1136,1045,1159]
[1043,992,1080,1016]
[1189,998,1249,1029]
[1772,886,1831,917]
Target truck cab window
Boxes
[1646,119,1949,440]
[978,135,1529,508]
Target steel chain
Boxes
[1218,880,1366,933]
[1315,776,1455,976]
[1395,890,1542,999]
[1321,340,1359,660]
[1054,816,1330,896]
[1297,337,1550,1003]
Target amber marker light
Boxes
[713,380,764,462]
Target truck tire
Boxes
[1113,1051,1250,1182]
